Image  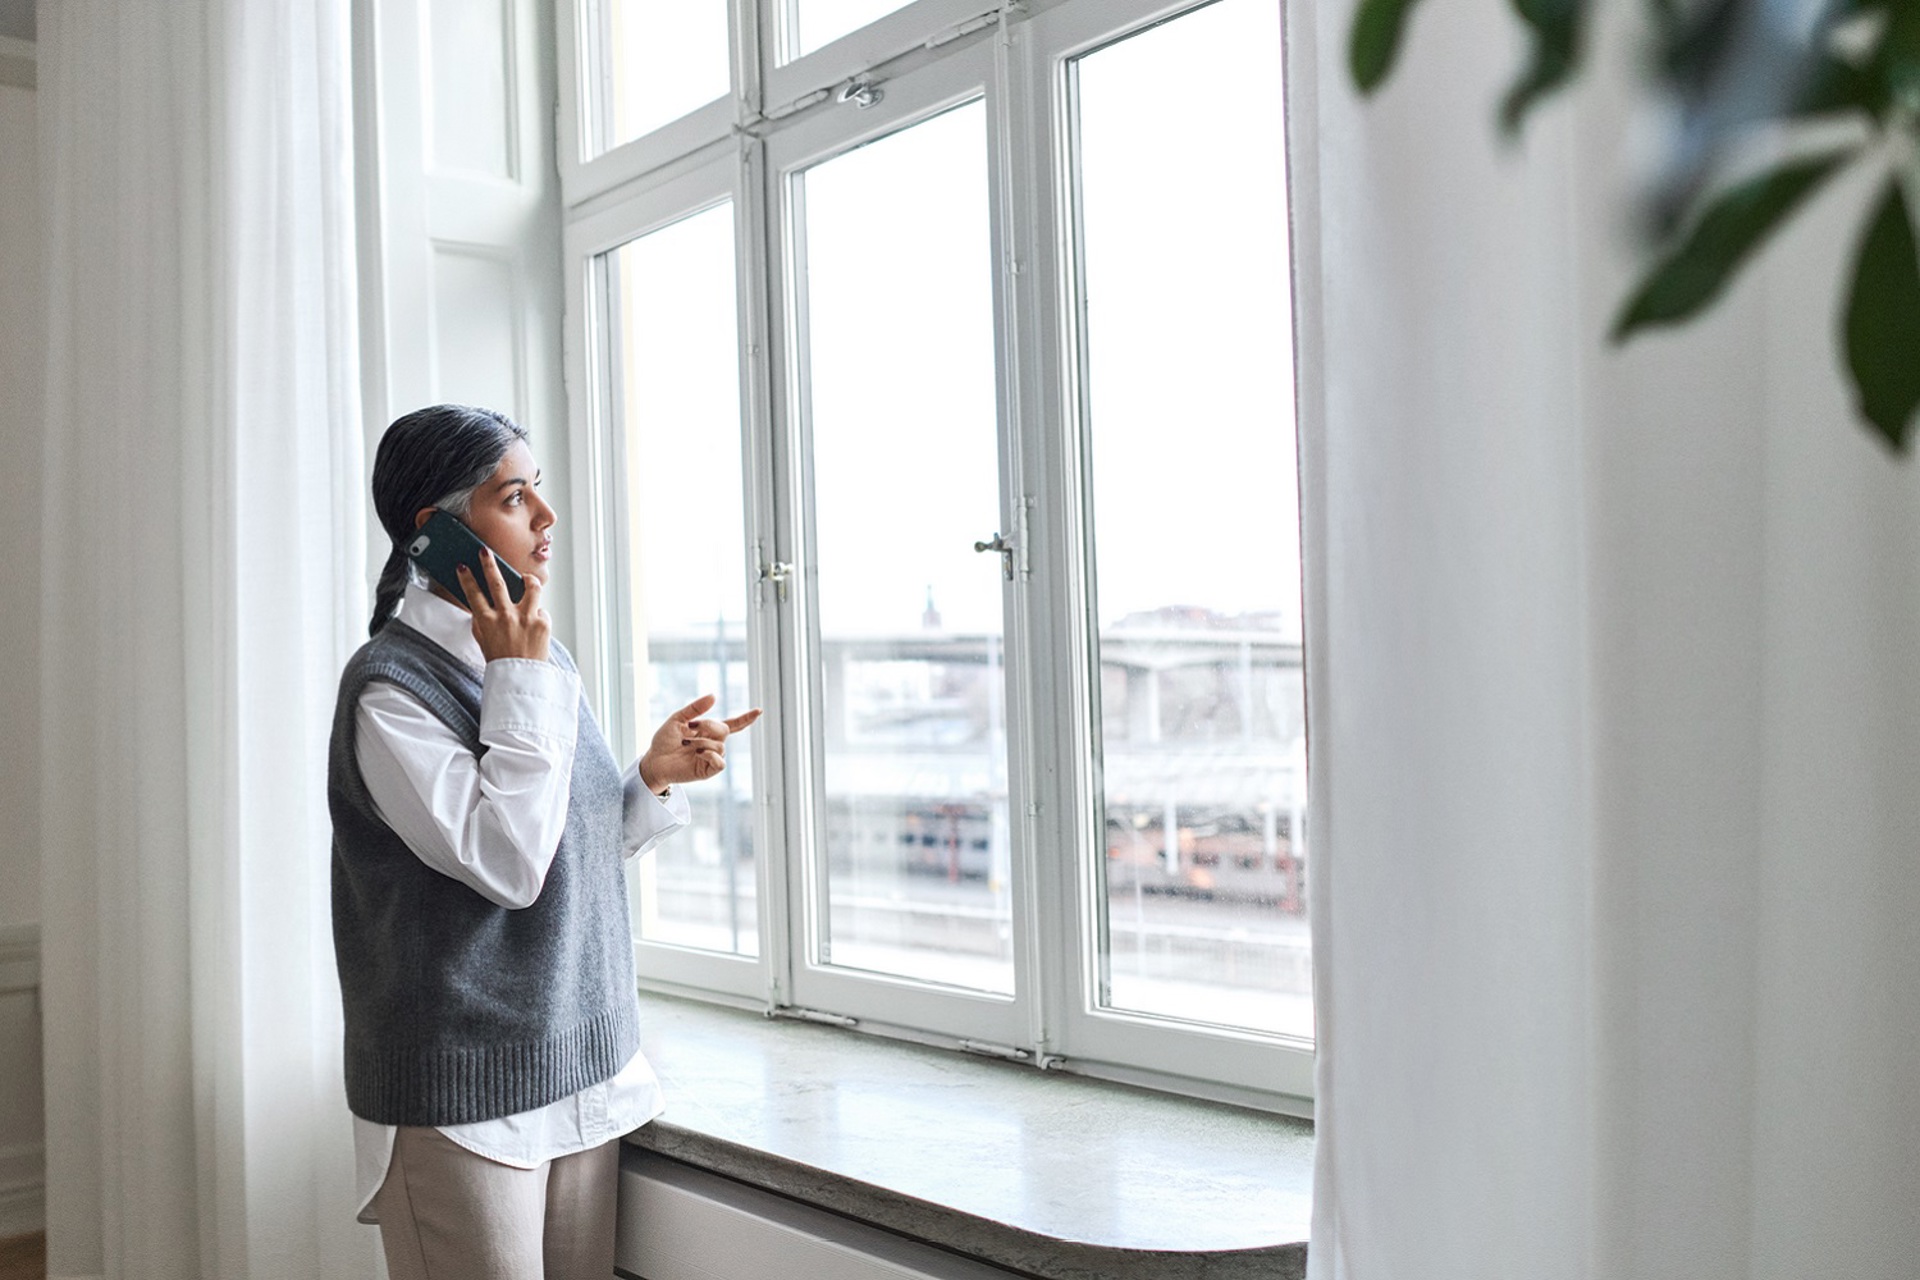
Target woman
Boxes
[328,404,758,1279]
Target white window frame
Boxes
[758,0,992,112]
[556,0,1315,1115]
[761,42,1033,1051]
[554,0,744,205]
[1019,0,1316,1106]
[561,149,786,1006]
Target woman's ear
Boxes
[414,507,436,530]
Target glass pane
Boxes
[1073,0,1307,1039]
[782,0,913,62]
[602,0,730,151]
[610,202,759,958]
[795,102,1012,994]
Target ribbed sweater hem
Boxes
[345,999,640,1127]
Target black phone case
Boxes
[405,509,528,608]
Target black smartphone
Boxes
[405,509,527,609]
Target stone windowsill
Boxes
[625,992,1313,1280]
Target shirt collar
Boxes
[396,580,484,672]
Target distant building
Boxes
[644,608,1307,911]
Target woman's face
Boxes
[421,440,557,587]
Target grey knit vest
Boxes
[328,621,639,1126]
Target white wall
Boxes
[356,0,570,628]
[0,69,45,1240]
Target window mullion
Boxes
[733,0,765,122]
[1014,0,1095,1070]
[983,7,1052,1061]
[735,132,793,1009]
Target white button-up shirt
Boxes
[349,581,685,1221]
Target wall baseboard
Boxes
[0,925,42,1238]
[0,923,37,996]
[0,1189,42,1239]
[0,1142,44,1237]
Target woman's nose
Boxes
[534,493,557,529]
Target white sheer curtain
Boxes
[1297,1,1920,1277]
[37,2,372,1277]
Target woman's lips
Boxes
[533,540,552,561]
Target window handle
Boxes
[973,533,1014,580]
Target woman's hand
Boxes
[457,548,551,663]
[639,694,762,793]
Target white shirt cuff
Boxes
[480,658,581,740]
[624,767,693,856]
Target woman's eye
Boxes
[507,491,524,506]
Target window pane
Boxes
[610,202,759,958]
[794,102,1012,994]
[781,0,913,62]
[602,0,730,151]
[1073,0,1307,1039]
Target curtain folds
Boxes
[38,2,369,1276]
[1298,2,1920,1277]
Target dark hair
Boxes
[367,404,529,636]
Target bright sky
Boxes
[617,204,746,639]
[609,0,1295,641]
[608,0,961,144]
[1078,0,1296,635]
[805,102,1002,635]
[790,0,912,58]
[608,2,728,146]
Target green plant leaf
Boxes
[1823,0,1892,16]
[1882,3,1920,102]
[1844,178,1920,451]
[1351,0,1425,92]
[1791,50,1881,118]
[1612,148,1855,339]
[1499,0,1587,131]
[1658,0,1739,91]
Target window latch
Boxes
[837,78,884,109]
[760,559,795,602]
[973,532,1014,581]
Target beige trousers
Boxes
[369,1126,620,1280]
